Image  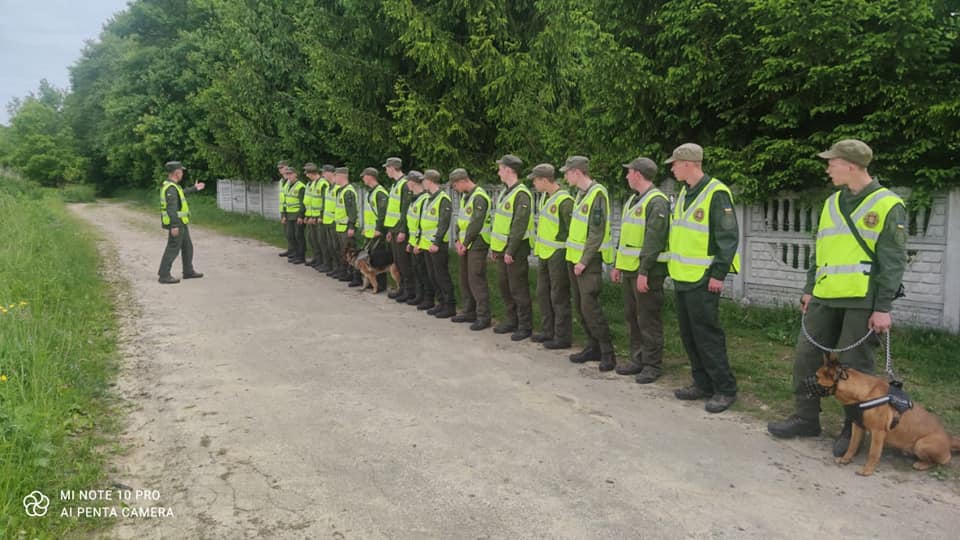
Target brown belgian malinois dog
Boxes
[809,354,960,476]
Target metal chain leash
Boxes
[801,312,900,383]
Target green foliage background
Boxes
[1,0,958,199]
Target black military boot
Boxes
[427,304,443,315]
[451,313,476,323]
[598,351,616,372]
[278,251,289,257]
[615,360,642,376]
[417,300,435,311]
[530,333,552,343]
[470,319,491,331]
[767,415,822,438]
[510,329,532,342]
[493,322,517,334]
[406,295,423,306]
[569,346,601,363]
[833,418,854,457]
[434,304,456,319]
[394,291,411,303]
[388,289,402,299]
[543,339,571,350]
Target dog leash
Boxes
[801,312,901,385]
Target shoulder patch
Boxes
[693,208,705,222]
[864,211,879,228]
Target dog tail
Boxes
[952,436,960,453]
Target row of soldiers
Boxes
[275,143,742,414]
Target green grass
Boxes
[117,188,960,439]
[0,175,120,538]
[59,183,97,203]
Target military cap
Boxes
[382,157,403,169]
[448,168,470,183]
[335,167,349,175]
[282,166,296,174]
[527,163,556,180]
[496,154,524,172]
[164,161,186,173]
[322,164,336,173]
[817,139,873,168]
[664,143,704,164]
[405,170,424,183]
[277,160,288,168]
[622,157,658,180]
[303,162,319,173]
[361,167,379,178]
[423,169,443,183]
[559,155,589,173]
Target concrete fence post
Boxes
[943,188,960,333]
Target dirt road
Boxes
[71,202,958,539]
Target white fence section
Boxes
[216,179,960,333]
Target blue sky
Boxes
[0,0,130,125]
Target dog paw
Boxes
[835,456,852,465]
[855,467,875,477]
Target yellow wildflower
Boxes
[0,375,7,382]
[19,301,27,306]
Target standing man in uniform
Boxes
[661,143,740,413]
[277,160,291,257]
[490,154,534,341]
[361,166,390,291]
[450,168,493,331]
[302,163,324,268]
[530,163,574,349]
[333,167,359,283]
[419,170,456,317]
[280,165,307,264]
[320,165,340,275]
[158,161,204,283]
[563,156,616,371]
[384,157,415,302]
[610,157,670,383]
[404,171,432,308]
[768,139,907,456]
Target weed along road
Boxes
[71,201,960,539]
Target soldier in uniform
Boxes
[562,156,616,371]
[420,170,456,317]
[610,157,670,383]
[320,165,340,275]
[768,139,907,455]
[360,166,390,291]
[530,163,573,349]
[280,165,307,264]
[332,167,359,283]
[404,171,432,308]
[383,157,416,302]
[158,161,204,283]
[490,154,534,341]
[661,143,740,413]
[450,168,493,331]
[277,160,291,257]
[302,163,325,268]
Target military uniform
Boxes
[420,170,456,317]
[383,158,416,302]
[530,163,574,348]
[321,167,341,275]
[613,158,670,382]
[769,140,907,447]
[451,168,492,330]
[361,167,390,290]
[333,168,359,281]
[491,155,534,340]
[302,163,327,269]
[405,176,432,307]
[158,162,203,283]
[281,169,307,263]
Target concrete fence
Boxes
[217,179,960,333]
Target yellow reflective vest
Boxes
[160,181,189,226]
[457,186,492,248]
[406,193,429,248]
[490,183,533,252]
[322,183,339,225]
[417,191,451,249]
[565,182,613,264]
[384,178,407,228]
[334,184,358,232]
[534,189,573,260]
[304,178,328,218]
[813,187,903,299]
[615,188,668,272]
[662,178,740,283]
[363,184,389,239]
[281,180,305,215]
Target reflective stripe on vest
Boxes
[384,178,407,228]
[457,186,492,248]
[661,178,741,282]
[417,191,451,249]
[335,184,358,232]
[534,189,573,260]
[565,182,613,264]
[305,178,329,217]
[160,181,190,225]
[363,184,389,238]
[322,184,339,224]
[615,188,668,271]
[812,187,903,299]
[407,193,429,247]
[281,180,305,214]
[490,183,534,252]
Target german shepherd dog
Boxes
[345,245,399,294]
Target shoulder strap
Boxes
[838,204,876,263]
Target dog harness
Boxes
[843,385,913,430]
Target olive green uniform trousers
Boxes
[569,256,612,353]
[536,250,572,343]
[459,248,490,321]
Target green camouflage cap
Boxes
[559,155,589,173]
[527,163,556,180]
[164,161,186,172]
[361,167,379,178]
[622,157,657,180]
[448,168,470,182]
[277,160,288,168]
[817,139,873,168]
[303,162,319,173]
[496,154,524,173]
[282,166,296,174]
[423,169,443,183]
[405,170,424,183]
[382,157,402,169]
[335,167,349,175]
[322,164,335,173]
[664,143,703,164]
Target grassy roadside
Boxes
[117,188,960,448]
[0,176,120,537]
